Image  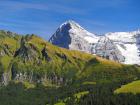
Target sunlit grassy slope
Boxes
[114,80,140,94]
[0,30,140,84]
[0,30,140,105]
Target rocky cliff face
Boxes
[94,36,125,62]
[0,30,21,86]
[49,21,140,65]
[0,29,140,91]
[49,20,99,53]
[14,37,41,62]
[0,33,93,86]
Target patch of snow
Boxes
[106,32,136,43]
[117,43,140,64]
[84,36,99,43]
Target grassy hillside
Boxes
[0,30,140,105]
[8,34,140,85]
[114,80,140,94]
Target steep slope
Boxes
[49,21,125,63]
[49,21,140,65]
[9,35,131,84]
[49,20,99,53]
[0,30,21,56]
[0,30,21,85]
[106,30,140,64]
[95,36,125,62]
[0,31,140,105]
[0,31,139,86]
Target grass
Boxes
[0,31,140,105]
[0,32,139,84]
[14,81,35,89]
[82,81,96,85]
[0,32,21,54]
[54,102,65,105]
[114,80,140,94]
[0,55,12,72]
[74,91,89,99]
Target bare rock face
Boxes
[0,45,12,56]
[49,21,72,49]
[94,36,125,62]
[0,49,6,56]
[14,37,40,62]
[0,72,11,86]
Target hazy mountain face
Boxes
[49,21,140,65]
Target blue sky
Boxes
[0,0,140,39]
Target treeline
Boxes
[64,81,140,105]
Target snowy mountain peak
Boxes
[59,20,98,38]
[49,20,140,65]
[106,30,140,44]
[60,20,84,30]
[49,20,99,51]
[49,20,99,44]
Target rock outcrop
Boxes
[94,36,125,62]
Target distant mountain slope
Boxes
[95,36,125,62]
[106,31,140,64]
[49,20,140,65]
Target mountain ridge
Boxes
[49,20,140,65]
